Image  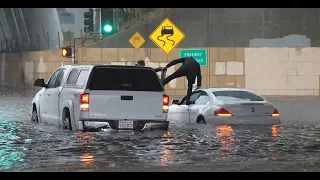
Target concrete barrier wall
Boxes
[0,47,319,96]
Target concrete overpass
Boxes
[0,8,64,52]
[0,8,92,53]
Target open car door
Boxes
[160,68,166,83]
[168,97,190,122]
[168,91,202,122]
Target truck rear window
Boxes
[88,67,164,92]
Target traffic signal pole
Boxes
[61,37,95,65]
[98,8,102,39]
[84,8,100,35]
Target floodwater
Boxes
[1,88,320,172]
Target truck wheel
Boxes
[63,112,72,130]
[31,109,39,123]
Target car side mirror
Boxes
[171,100,179,105]
[34,79,46,87]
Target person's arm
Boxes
[165,58,186,68]
[153,67,163,72]
[196,69,202,87]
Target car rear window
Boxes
[212,91,264,101]
[88,67,164,91]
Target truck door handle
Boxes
[47,93,51,96]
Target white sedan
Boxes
[168,88,280,125]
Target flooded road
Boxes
[1,88,320,172]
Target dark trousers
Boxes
[163,68,196,105]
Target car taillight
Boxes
[214,108,232,117]
[272,108,279,117]
[163,95,169,113]
[80,93,89,112]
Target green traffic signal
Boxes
[103,24,113,33]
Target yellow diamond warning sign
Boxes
[149,18,185,55]
[128,32,145,49]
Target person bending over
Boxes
[162,57,202,105]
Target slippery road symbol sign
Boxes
[158,26,175,47]
[149,18,185,55]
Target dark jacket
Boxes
[165,57,202,87]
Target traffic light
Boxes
[61,47,72,58]
[84,9,93,33]
[101,8,114,35]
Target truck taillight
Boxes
[163,95,169,113]
[272,108,279,117]
[80,93,89,111]
[214,108,232,117]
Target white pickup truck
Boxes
[31,65,169,132]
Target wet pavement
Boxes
[1,87,320,172]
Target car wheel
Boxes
[31,110,39,123]
[197,116,206,124]
[63,115,72,131]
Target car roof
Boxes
[200,88,254,93]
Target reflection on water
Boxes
[216,125,234,152]
[76,133,95,166]
[215,125,281,152]
[80,153,94,164]
[271,125,280,140]
[159,131,174,166]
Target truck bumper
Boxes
[79,119,169,132]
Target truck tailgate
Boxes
[89,90,164,120]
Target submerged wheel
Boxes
[31,110,39,123]
[63,113,72,130]
[196,116,206,124]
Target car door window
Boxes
[47,69,61,88]
[179,92,201,105]
[195,92,209,105]
[55,69,66,87]
[75,70,88,86]
[188,92,202,104]
[66,68,80,85]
